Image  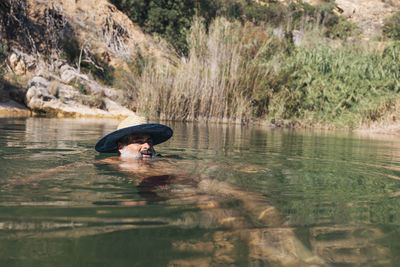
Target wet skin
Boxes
[117,134,155,160]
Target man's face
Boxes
[118,133,155,160]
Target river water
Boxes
[1,117,400,266]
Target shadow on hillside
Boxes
[0,0,76,55]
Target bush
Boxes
[61,37,115,85]
[269,42,400,126]
[61,37,81,65]
[109,0,217,54]
[80,53,115,86]
[131,17,400,126]
[0,40,8,61]
[0,40,8,75]
[109,0,358,54]
[383,11,400,40]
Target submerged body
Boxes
[99,152,326,266]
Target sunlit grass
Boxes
[128,17,400,127]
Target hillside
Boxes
[0,0,164,117]
[0,0,399,130]
[303,0,398,37]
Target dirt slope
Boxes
[24,0,164,66]
[335,0,398,38]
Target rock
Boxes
[292,30,305,47]
[60,65,89,83]
[26,76,54,104]
[57,83,77,100]
[8,49,36,75]
[273,27,284,40]
[24,0,165,66]
[26,75,135,118]
[85,80,120,99]
[103,98,134,117]
[303,0,398,38]
[8,53,24,75]
[58,64,121,100]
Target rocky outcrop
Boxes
[25,67,135,118]
[303,0,398,38]
[8,49,37,75]
[5,0,165,67]
[335,0,397,38]
[0,0,156,118]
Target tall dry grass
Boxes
[130,17,400,127]
[135,17,278,122]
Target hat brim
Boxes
[95,123,173,153]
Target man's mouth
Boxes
[141,150,153,158]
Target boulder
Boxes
[292,30,305,47]
[60,65,90,83]
[8,49,36,75]
[26,75,135,118]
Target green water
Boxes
[1,117,400,266]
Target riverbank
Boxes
[3,105,400,138]
[1,0,399,132]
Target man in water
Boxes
[95,115,172,160]
[94,115,327,266]
[9,115,326,265]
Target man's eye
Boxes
[134,140,152,144]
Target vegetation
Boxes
[383,11,400,40]
[61,37,115,85]
[1,0,398,128]
[109,0,357,54]
[0,40,8,75]
[108,0,215,54]
[270,42,400,127]
[128,16,400,127]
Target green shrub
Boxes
[61,37,115,85]
[0,40,8,62]
[130,17,400,126]
[269,42,400,126]
[109,0,358,55]
[383,11,400,40]
[0,40,8,75]
[61,37,81,65]
[325,16,358,39]
[73,79,88,95]
[109,0,217,54]
[244,2,287,25]
[80,53,115,86]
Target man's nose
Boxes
[142,142,151,149]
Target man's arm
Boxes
[5,162,92,187]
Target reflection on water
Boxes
[1,118,400,266]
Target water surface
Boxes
[1,117,400,266]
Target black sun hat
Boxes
[95,115,173,153]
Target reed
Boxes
[135,17,280,122]
[131,17,400,127]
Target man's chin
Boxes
[120,153,155,160]
[120,153,142,160]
